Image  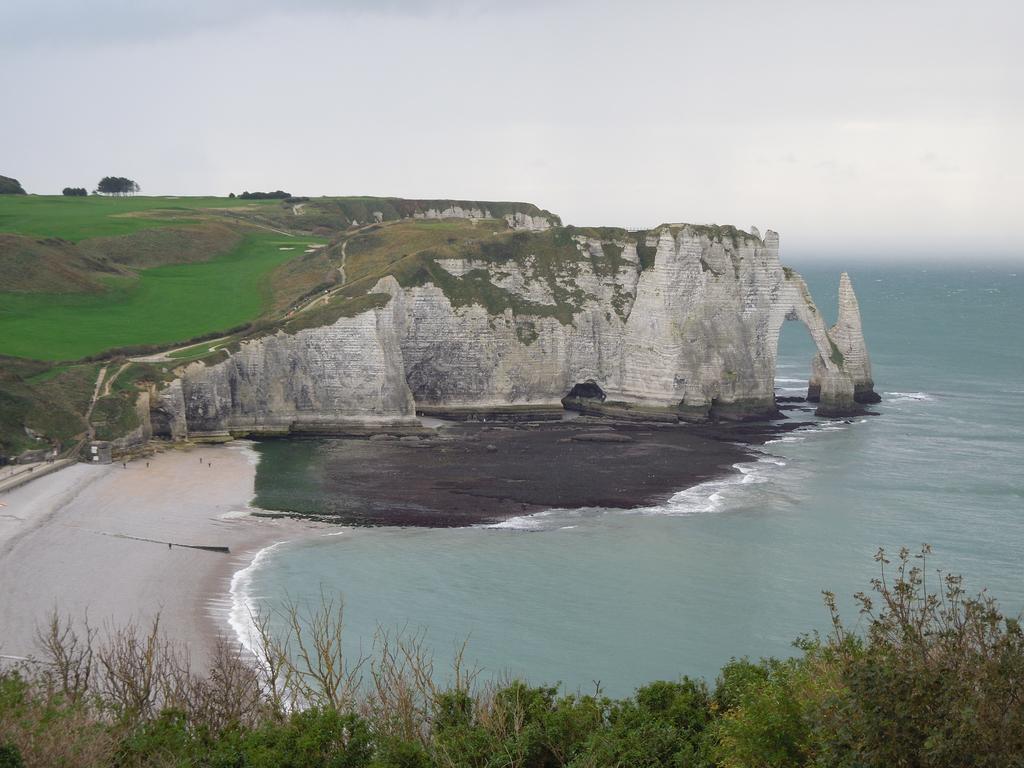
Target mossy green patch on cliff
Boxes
[578,241,636,321]
[340,219,499,292]
[339,223,587,324]
[629,223,761,275]
[828,337,845,367]
[636,241,658,271]
[598,241,624,264]
[687,223,760,245]
[281,292,392,335]
[411,260,576,324]
[449,230,592,322]
[177,345,233,368]
[111,361,177,392]
[515,319,539,345]
[90,391,140,441]
[337,223,652,325]
[699,257,721,276]
[560,225,630,241]
[649,223,759,246]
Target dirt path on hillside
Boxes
[101,361,131,397]
[338,237,348,283]
[83,365,108,440]
[130,336,233,364]
[287,220,395,317]
[126,220,388,360]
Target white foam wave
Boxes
[218,508,253,520]
[481,510,556,531]
[765,435,805,444]
[774,377,808,384]
[885,391,934,403]
[227,439,262,466]
[481,455,791,529]
[630,458,782,517]
[228,540,289,656]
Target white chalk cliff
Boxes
[154,215,877,438]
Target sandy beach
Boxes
[0,442,328,666]
[0,418,806,665]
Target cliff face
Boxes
[410,206,553,231]
[161,279,416,436]
[155,216,877,438]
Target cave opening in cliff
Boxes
[564,381,606,402]
[775,317,820,403]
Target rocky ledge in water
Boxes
[251,417,815,527]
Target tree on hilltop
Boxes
[238,190,291,200]
[0,175,26,194]
[95,176,140,196]
[62,187,88,196]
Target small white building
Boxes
[89,441,112,464]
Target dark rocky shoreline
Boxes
[252,413,820,528]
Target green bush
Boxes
[815,546,1024,766]
[370,737,431,768]
[0,743,24,768]
[707,659,811,768]
[1,547,1022,766]
[241,708,375,768]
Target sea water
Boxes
[235,262,1024,696]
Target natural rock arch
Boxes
[767,271,878,415]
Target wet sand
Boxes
[0,443,325,666]
[252,417,813,527]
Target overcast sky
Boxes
[2,0,1021,258]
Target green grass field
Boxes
[0,195,276,241]
[0,232,325,360]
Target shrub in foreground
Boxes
[0,546,1022,766]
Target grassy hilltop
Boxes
[0,194,270,241]
[0,194,558,457]
[0,195,328,359]
[0,231,325,361]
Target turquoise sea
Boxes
[234,262,1024,696]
